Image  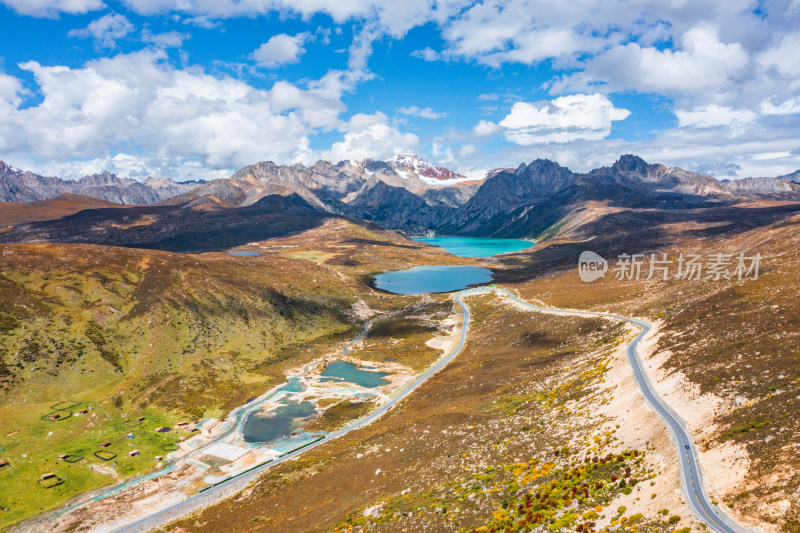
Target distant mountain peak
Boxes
[0,160,23,177]
[613,154,650,172]
[486,167,515,179]
[385,153,471,185]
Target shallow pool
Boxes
[228,250,263,256]
[242,399,317,444]
[320,361,391,388]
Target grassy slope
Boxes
[0,220,464,531]
[510,212,800,531]
[167,295,686,533]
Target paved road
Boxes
[114,296,473,533]
[113,287,751,533]
[495,288,751,533]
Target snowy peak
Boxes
[0,161,23,177]
[485,167,515,180]
[385,153,472,186]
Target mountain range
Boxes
[2,154,800,250]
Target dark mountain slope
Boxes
[0,194,333,252]
[348,180,453,234]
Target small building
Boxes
[0,460,9,468]
[79,408,89,414]
[128,450,140,457]
[58,454,69,460]
[99,441,111,448]
[126,433,135,439]
[137,417,146,422]
[40,473,56,480]
[175,421,189,427]
[154,456,163,461]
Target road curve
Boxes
[113,287,751,533]
[113,296,474,533]
[493,288,753,533]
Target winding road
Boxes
[105,287,749,532]
[494,288,751,533]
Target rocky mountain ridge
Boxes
[2,154,800,241]
[0,162,205,204]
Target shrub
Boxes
[669,515,681,524]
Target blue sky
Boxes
[0,0,799,181]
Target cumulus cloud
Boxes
[398,106,446,119]
[496,94,630,145]
[68,13,134,48]
[0,72,24,107]
[558,25,749,94]
[758,32,800,77]
[253,33,309,68]
[0,51,356,178]
[0,0,104,17]
[473,120,501,136]
[121,0,465,38]
[321,112,419,162]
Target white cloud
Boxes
[398,106,446,119]
[758,32,800,77]
[473,120,501,136]
[322,112,419,162]
[0,0,104,17]
[411,47,440,61]
[121,0,466,38]
[458,143,478,157]
[0,51,354,178]
[761,96,800,115]
[559,25,749,94]
[68,13,134,48]
[0,72,24,107]
[269,80,344,129]
[675,105,757,135]
[497,93,630,145]
[141,29,189,48]
[252,33,308,68]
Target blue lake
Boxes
[374,265,493,295]
[320,361,391,388]
[243,399,317,443]
[411,236,535,258]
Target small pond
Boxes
[228,250,263,256]
[319,361,391,388]
[242,399,317,443]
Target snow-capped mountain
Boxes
[386,154,474,186]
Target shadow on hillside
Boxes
[494,202,800,284]
[0,194,331,253]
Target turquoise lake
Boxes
[374,265,493,295]
[411,236,534,258]
[320,361,391,388]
